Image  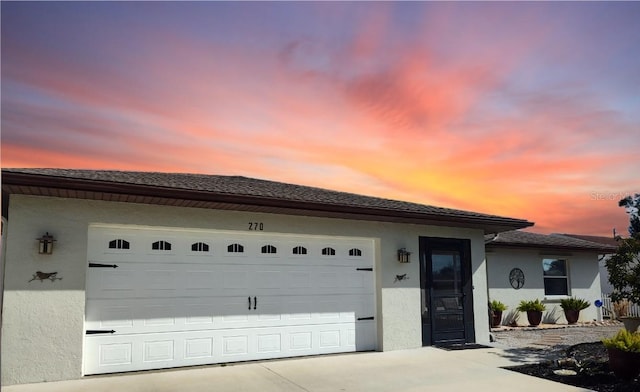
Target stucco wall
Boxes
[2,195,487,384]
[486,248,602,326]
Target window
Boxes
[109,239,130,249]
[191,242,209,252]
[261,245,277,254]
[227,243,244,253]
[542,258,569,296]
[349,248,362,257]
[321,247,336,256]
[152,240,172,251]
[292,246,307,255]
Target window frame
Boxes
[542,258,570,297]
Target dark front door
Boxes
[420,237,475,345]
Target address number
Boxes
[248,222,264,231]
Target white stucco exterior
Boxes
[486,248,602,326]
[1,194,489,385]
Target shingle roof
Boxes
[2,168,533,233]
[485,230,617,253]
[555,233,620,248]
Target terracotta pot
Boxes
[607,347,640,380]
[564,309,580,324]
[620,317,640,332]
[491,311,503,328]
[526,310,543,326]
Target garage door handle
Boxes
[254,296,257,310]
[248,297,251,310]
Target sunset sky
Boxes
[2,2,638,236]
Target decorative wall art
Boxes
[394,274,409,283]
[28,271,62,283]
[509,268,525,289]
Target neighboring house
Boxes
[0,168,532,385]
[486,231,617,326]
[556,234,619,295]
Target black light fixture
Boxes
[37,232,56,254]
[397,248,411,263]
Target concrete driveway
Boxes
[4,346,589,392]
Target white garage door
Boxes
[84,225,376,375]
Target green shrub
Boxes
[490,300,507,312]
[516,299,546,312]
[602,329,640,352]
[560,297,590,311]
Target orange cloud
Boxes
[2,2,638,238]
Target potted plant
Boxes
[516,299,546,326]
[559,297,590,324]
[602,329,640,380]
[489,300,507,327]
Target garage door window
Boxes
[542,258,569,296]
[191,242,209,252]
[322,247,336,256]
[228,243,244,253]
[293,246,307,255]
[152,240,172,251]
[261,245,277,254]
[349,248,362,257]
[109,239,130,249]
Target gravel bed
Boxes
[493,324,640,392]
[492,323,623,351]
[489,322,624,364]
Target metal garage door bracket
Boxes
[86,330,116,335]
[88,262,119,268]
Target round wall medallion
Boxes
[509,268,525,289]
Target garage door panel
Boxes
[184,269,222,295]
[89,264,373,299]
[85,225,376,375]
[87,266,138,298]
[87,294,373,335]
[85,321,369,374]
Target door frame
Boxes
[419,236,475,346]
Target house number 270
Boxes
[248,222,264,231]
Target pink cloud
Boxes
[2,3,638,238]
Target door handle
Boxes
[254,296,257,310]
[248,296,251,310]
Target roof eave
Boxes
[2,171,533,234]
[485,242,616,254]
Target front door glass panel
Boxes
[420,237,474,346]
[431,251,465,343]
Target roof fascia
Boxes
[2,171,533,233]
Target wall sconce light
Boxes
[397,248,411,263]
[37,232,56,254]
